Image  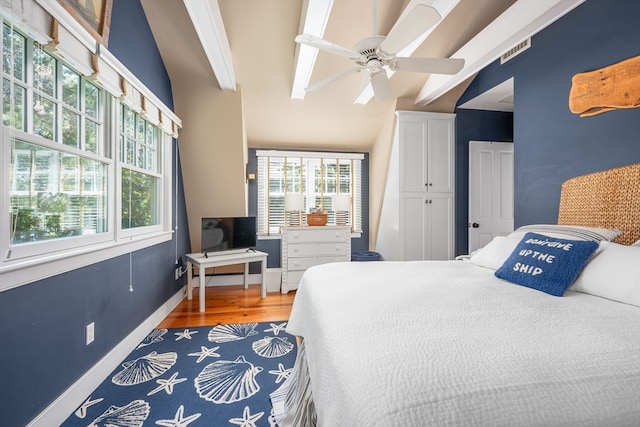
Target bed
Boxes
[271,163,640,426]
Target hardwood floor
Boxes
[157,284,296,328]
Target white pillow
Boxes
[469,236,520,270]
[570,241,640,307]
[509,224,622,242]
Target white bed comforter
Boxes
[283,260,640,427]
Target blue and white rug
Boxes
[62,322,297,426]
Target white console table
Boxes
[185,250,268,312]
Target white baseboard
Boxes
[27,286,186,427]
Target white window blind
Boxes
[256,150,363,236]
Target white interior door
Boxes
[468,141,514,253]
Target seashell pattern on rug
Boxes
[136,328,167,349]
[194,356,263,404]
[252,336,294,358]
[111,351,178,386]
[62,322,297,426]
[207,323,259,343]
[89,399,150,426]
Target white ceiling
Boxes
[141,0,580,151]
[458,78,514,112]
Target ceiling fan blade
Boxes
[295,34,364,60]
[306,67,362,92]
[370,70,392,101]
[379,4,441,56]
[357,70,371,95]
[391,57,465,75]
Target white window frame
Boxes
[116,102,168,240]
[0,14,177,292]
[256,149,364,238]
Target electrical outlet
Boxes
[175,267,180,280]
[86,322,95,345]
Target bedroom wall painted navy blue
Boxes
[456,0,640,251]
[109,0,174,110]
[0,1,190,425]
[454,110,513,255]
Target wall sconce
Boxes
[332,193,351,225]
[284,193,304,226]
[246,160,256,182]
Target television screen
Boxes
[201,216,256,253]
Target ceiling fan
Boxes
[295,2,464,101]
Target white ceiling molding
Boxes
[415,0,586,106]
[183,0,236,91]
[353,0,459,105]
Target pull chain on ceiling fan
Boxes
[295,0,464,101]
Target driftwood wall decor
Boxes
[568,55,640,117]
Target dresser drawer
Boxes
[281,226,351,294]
[286,228,349,243]
[285,270,306,287]
[287,255,346,271]
[287,243,347,257]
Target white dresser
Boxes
[281,226,351,293]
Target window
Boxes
[0,14,178,290]
[9,138,108,245]
[256,150,363,236]
[119,103,160,231]
[3,25,111,257]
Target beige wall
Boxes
[174,82,248,252]
[368,104,398,250]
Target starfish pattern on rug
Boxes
[187,345,220,362]
[155,405,201,426]
[263,322,287,336]
[174,329,198,341]
[229,406,264,427]
[62,322,297,427]
[147,371,187,396]
[268,363,292,384]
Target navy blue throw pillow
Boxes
[495,232,598,296]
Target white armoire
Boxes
[376,111,455,261]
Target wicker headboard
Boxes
[558,163,640,245]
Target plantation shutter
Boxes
[352,158,362,233]
[256,150,363,236]
[257,154,286,235]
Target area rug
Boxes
[62,322,297,426]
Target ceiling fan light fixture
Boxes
[294,1,463,104]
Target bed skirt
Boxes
[270,339,317,427]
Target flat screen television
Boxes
[201,216,257,253]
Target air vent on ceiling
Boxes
[500,37,531,64]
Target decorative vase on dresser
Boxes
[280,225,351,293]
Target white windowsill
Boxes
[0,230,173,293]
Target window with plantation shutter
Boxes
[256,150,363,237]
